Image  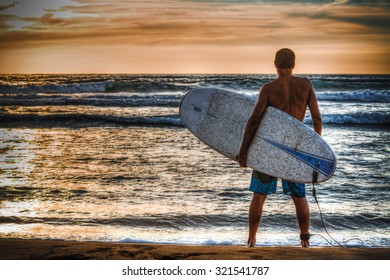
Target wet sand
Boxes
[0,238,389,260]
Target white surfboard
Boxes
[180,87,336,183]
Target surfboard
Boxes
[180,87,336,183]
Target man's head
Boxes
[274,48,295,70]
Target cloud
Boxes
[0,1,291,48]
[0,0,388,73]
[0,0,80,17]
[329,14,390,33]
[0,0,89,31]
[345,0,390,6]
[0,0,386,56]
[287,3,390,34]
[187,0,334,3]
[0,1,18,11]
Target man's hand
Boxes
[236,151,248,168]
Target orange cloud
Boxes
[0,0,388,73]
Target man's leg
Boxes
[248,193,267,247]
[291,196,310,247]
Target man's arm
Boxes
[236,87,269,167]
[306,79,322,135]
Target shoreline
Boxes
[0,238,389,260]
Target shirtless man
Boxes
[236,48,322,247]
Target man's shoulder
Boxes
[290,76,313,93]
[295,76,312,86]
[262,80,277,90]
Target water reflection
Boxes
[0,126,388,246]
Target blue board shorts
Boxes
[249,170,306,197]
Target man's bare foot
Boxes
[247,237,256,247]
[300,233,310,248]
[301,240,310,248]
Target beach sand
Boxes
[0,238,389,260]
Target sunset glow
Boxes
[0,0,389,74]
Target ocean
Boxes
[0,74,389,247]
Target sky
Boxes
[0,0,389,74]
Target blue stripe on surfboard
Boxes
[261,138,335,177]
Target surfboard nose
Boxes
[179,88,214,129]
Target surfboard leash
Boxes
[311,170,344,248]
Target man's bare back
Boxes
[236,61,322,167]
[264,75,312,122]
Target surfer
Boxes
[236,48,322,248]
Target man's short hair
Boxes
[274,48,295,69]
